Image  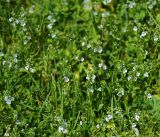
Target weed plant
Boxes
[0,0,160,136]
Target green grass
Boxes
[1,0,160,136]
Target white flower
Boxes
[86,74,90,80]
[136,72,140,77]
[83,0,92,10]
[147,93,152,99]
[132,123,136,128]
[15,19,19,24]
[63,76,69,83]
[9,17,13,22]
[87,44,91,49]
[51,34,56,39]
[47,24,52,29]
[103,65,107,70]
[80,121,83,126]
[96,124,100,128]
[16,120,21,125]
[25,65,29,71]
[0,52,4,56]
[58,126,67,134]
[94,48,97,53]
[14,58,18,63]
[128,1,136,8]
[98,47,103,53]
[144,72,148,78]
[106,114,113,122]
[81,57,84,62]
[98,24,103,29]
[154,35,159,41]
[90,86,94,93]
[117,88,124,97]
[82,42,85,46]
[123,69,127,74]
[97,87,102,91]
[103,0,112,5]
[30,68,35,73]
[127,76,132,81]
[4,96,14,105]
[92,75,96,82]
[98,63,103,68]
[133,26,138,32]
[140,31,147,38]
[29,5,34,14]
[23,40,27,45]
[4,132,10,137]
[47,15,52,20]
[3,60,6,65]
[135,113,140,121]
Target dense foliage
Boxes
[0,0,160,136]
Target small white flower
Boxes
[14,58,18,63]
[0,52,4,56]
[29,5,34,14]
[92,75,96,82]
[98,63,103,68]
[15,19,19,24]
[9,17,13,22]
[103,0,112,5]
[132,123,136,128]
[117,88,124,97]
[147,93,152,99]
[25,65,29,71]
[3,60,6,65]
[103,65,107,70]
[4,96,14,105]
[135,113,140,121]
[96,124,100,128]
[58,126,67,134]
[81,57,84,62]
[87,44,91,49]
[154,35,159,41]
[136,72,140,77]
[127,76,132,81]
[97,87,102,91]
[140,31,147,38]
[133,26,138,32]
[23,40,27,45]
[63,76,69,83]
[94,48,97,53]
[16,120,21,125]
[123,69,127,74]
[82,42,85,46]
[128,1,136,9]
[90,86,94,93]
[145,50,148,55]
[98,24,103,29]
[4,132,10,137]
[80,121,83,126]
[98,47,103,53]
[47,15,52,20]
[47,24,52,29]
[144,72,148,78]
[51,34,56,39]
[86,75,90,80]
[106,114,113,122]
[30,68,35,73]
